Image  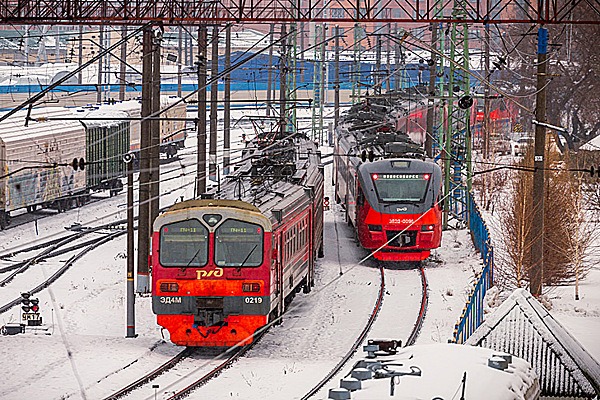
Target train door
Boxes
[274,232,284,322]
[306,211,314,293]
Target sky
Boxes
[0,107,598,400]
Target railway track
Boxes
[300,265,429,399]
[102,347,193,400]
[299,211,430,400]
[103,331,266,400]
[0,226,127,314]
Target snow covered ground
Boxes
[0,107,598,399]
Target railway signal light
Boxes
[458,95,474,110]
[71,157,86,171]
[30,298,40,313]
[21,292,30,308]
[123,152,134,164]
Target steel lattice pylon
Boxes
[351,24,362,104]
[443,0,472,229]
[311,24,326,144]
[287,24,298,135]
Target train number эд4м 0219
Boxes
[244,297,263,304]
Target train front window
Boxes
[372,173,430,203]
[215,219,263,267]
[159,219,208,267]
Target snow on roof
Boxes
[71,108,129,128]
[0,107,83,143]
[579,135,600,151]
[466,288,600,398]
[327,343,539,400]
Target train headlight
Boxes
[242,283,261,292]
[368,224,383,232]
[160,282,179,292]
[423,174,430,180]
[421,224,435,232]
[371,173,379,181]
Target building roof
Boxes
[466,288,600,398]
[580,135,600,151]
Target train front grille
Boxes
[386,230,417,247]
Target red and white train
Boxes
[151,133,324,347]
[334,100,443,262]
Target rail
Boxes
[452,193,494,344]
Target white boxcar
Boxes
[0,107,86,228]
[98,96,187,156]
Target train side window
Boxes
[159,219,208,267]
[215,219,264,267]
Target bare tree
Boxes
[494,144,595,291]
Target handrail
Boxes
[452,193,494,344]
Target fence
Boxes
[452,193,494,344]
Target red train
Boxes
[334,100,443,262]
[151,134,324,347]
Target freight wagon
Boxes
[98,96,187,158]
[0,107,87,228]
[0,97,188,229]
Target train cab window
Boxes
[215,219,263,267]
[159,219,208,267]
[373,173,430,203]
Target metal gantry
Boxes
[1,0,599,24]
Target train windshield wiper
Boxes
[182,246,204,270]
[239,244,258,267]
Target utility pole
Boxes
[209,25,219,182]
[196,25,208,196]
[425,22,438,158]
[279,24,288,138]
[136,26,153,293]
[224,24,231,175]
[189,32,194,66]
[78,26,83,84]
[97,24,104,103]
[530,26,548,297]
[177,26,183,97]
[125,154,135,338]
[119,25,127,101]
[394,24,400,91]
[266,24,275,117]
[386,23,392,93]
[483,23,491,159]
[375,34,382,95]
[150,30,161,225]
[334,26,340,128]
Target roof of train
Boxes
[336,99,425,161]
[0,107,83,143]
[208,134,322,226]
[85,95,185,116]
[71,108,130,128]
